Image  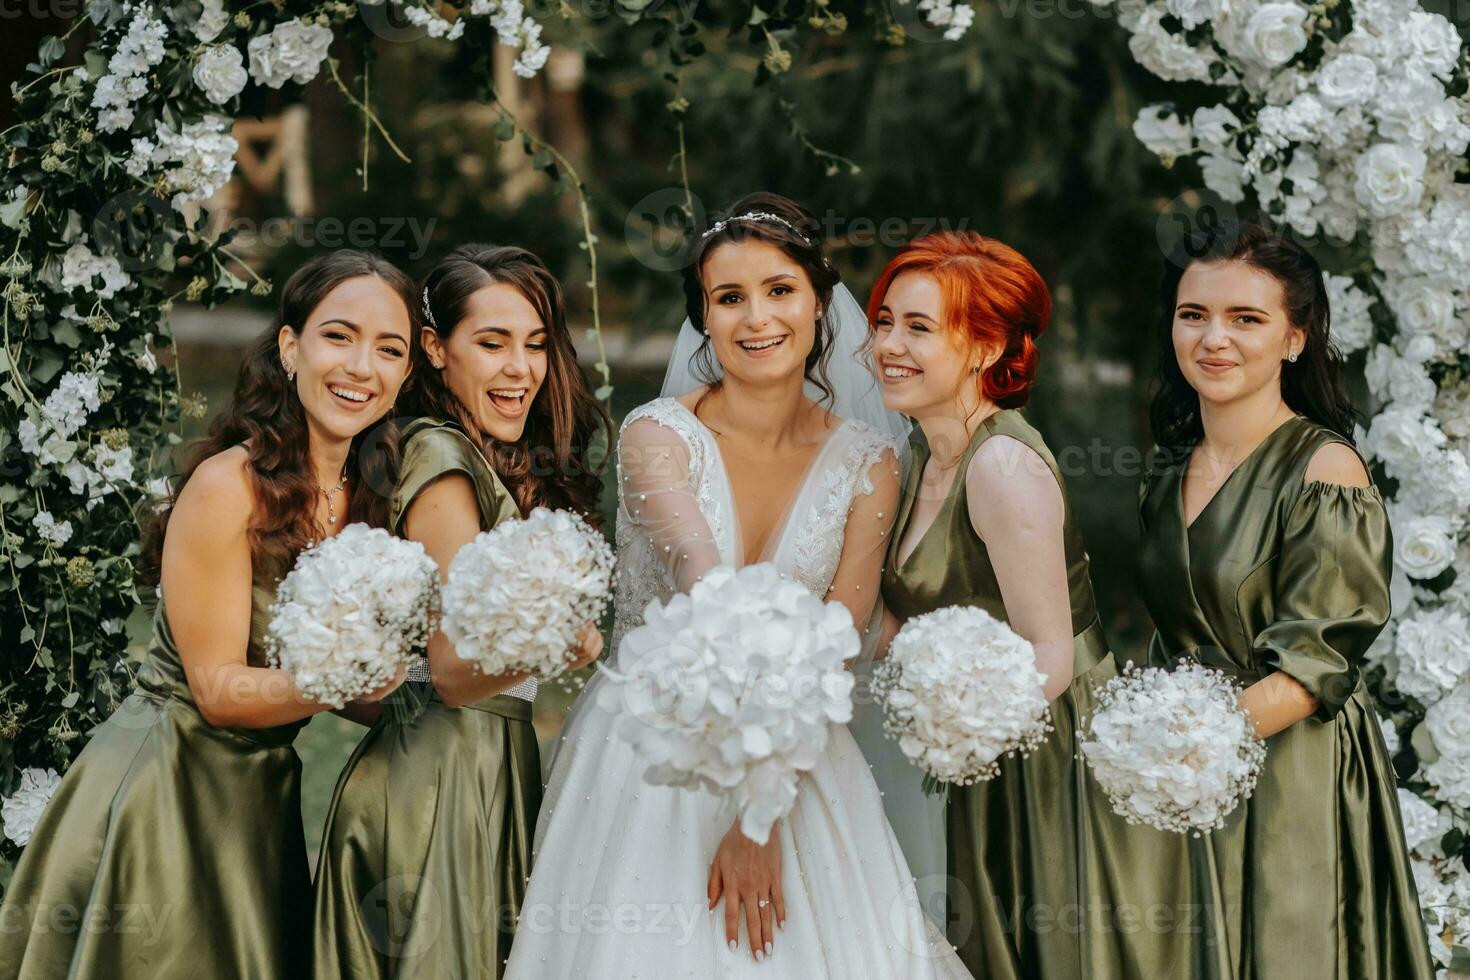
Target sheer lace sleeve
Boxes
[824,444,902,644]
[618,413,724,593]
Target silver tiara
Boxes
[420,285,436,328]
[700,211,814,246]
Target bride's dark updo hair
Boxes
[680,192,839,412]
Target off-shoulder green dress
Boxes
[880,409,1197,980]
[312,418,542,980]
[0,560,311,979]
[1137,415,1434,979]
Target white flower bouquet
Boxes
[596,562,857,844]
[264,523,439,708]
[872,605,1052,794]
[440,507,615,679]
[2,767,61,847]
[1080,663,1267,835]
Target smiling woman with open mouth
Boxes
[311,243,611,980]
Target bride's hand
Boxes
[565,621,604,671]
[707,818,785,961]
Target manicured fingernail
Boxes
[764,941,772,956]
[755,950,764,962]
[729,940,737,952]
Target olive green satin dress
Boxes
[312,418,542,980]
[880,409,1195,980]
[1138,416,1435,980]
[0,564,311,980]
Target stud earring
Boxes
[1287,350,1298,363]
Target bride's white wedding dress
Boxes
[505,397,970,979]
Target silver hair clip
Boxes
[421,285,436,328]
[699,211,814,246]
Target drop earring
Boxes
[284,362,296,382]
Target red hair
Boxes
[867,231,1050,409]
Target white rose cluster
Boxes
[264,524,440,708]
[1080,663,1267,835]
[440,507,615,679]
[468,0,552,78]
[91,9,169,133]
[1,768,61,846]
[125,116,239,210]
[871,605,1052,788]
[596,563,857,845]
[247,18,334,89]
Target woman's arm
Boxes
[966,436,1076,702]
[163,451,335,728]
[403,474,601,709]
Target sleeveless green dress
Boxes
[0,561,311,979]
[312,418,542,980]
[1138,416,1435,979]
[880,409,1196,980]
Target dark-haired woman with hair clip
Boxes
[0,251,418,980]
[1137,219,1434,979]
[868,232,1188,980]
[311,244,611,980]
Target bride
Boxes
[504,193,970,978]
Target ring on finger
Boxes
[757,898,770,909]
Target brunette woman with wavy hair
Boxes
[313,243,609,979]
[1137,220,1433,978]
[0,250,418,980]
[868,231,1175,979]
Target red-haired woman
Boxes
[869,232,1186,979]
[0,251,417,979]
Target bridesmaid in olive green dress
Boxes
[0,251,418,980]
[312,244,611,979]
[868,231,1194,980]
[1137,220,1433,978]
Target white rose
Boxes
[1128,9,1216,84]
[1425,682,1470,758]
[1365,344,1436,409]
[193,44,248,105]
[1387,276,1458,347]
[1165,0,1224,29]
[1393,607,1470,703]
[194,0,231,42]
[1,768,61,846]
[1402,11,1463,80]
[1199,153,1247,203]
[247,19,334,89]
[1133,106,1194,162]
[1396,789,1443,853]
[1355,143,1427,219]
[1396,515,1458,579]
[1243,3,1310,67]
[1425,753,1470,809]
[1363,406,1445,471]
[1315,52,1378,108]
[1324,274,1374,353]
[1192,105,1241,155]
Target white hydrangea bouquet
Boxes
[440,507,615,679]
[1080,662,1267,835]
[872,605,1052,797]
[264,523,439,708]
[596,562,858,845]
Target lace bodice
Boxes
[609,397,899,655]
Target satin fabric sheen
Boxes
[881,409,1197,980]
[0,565,312,979]
[1137,416,1435,980]
[312,419,542,979]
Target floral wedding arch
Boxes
[1,0,1466,966]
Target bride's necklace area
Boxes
[318,470,348,525]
